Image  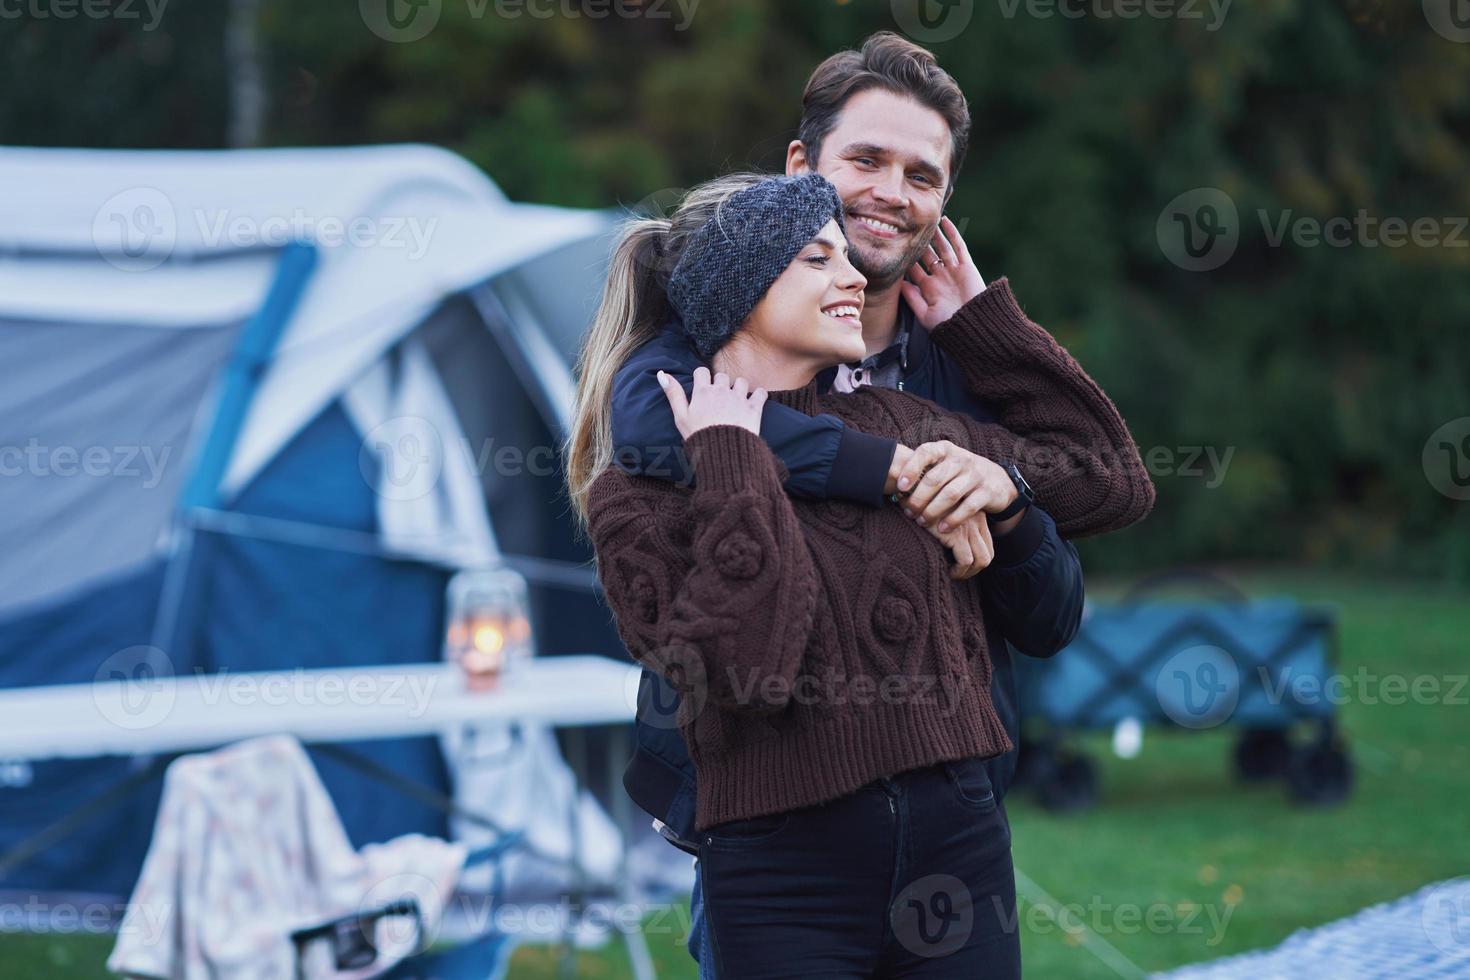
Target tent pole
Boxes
[149,242,319,663]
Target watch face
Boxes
[1011,467,1034,502]
[1006,462,1034,499]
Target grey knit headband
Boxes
[667,174,846,360]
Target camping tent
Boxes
[0,144,626,907]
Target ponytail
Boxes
[565,219,671,524]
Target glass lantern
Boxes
[443,567,533,692]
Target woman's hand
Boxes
[900,216,987,330]
[659,366,767,438]
[932,514,995,580]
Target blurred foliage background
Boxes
[5,0,1468,579]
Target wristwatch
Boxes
[988,461,1034,523]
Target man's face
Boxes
[789,88,952,291]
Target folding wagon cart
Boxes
[1013,570,1354,811]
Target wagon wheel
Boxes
[1233,727,1293,782]
[1034,748,1098,813]
[1287,725,1353,806]
[1010,736,1050,791]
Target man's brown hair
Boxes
[797,31,971,189]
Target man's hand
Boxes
[893,440,1021,533]
[900,216,986,329]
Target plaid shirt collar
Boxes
[845,302,914,374]
[813,302,922,394]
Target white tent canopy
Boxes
[0,144,613,611]
[1,143,607,493]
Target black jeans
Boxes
[695,757,1020,979]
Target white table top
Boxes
[0,655,641,762]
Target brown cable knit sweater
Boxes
[586,281,1154,831]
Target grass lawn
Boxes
[3,570,1466,978]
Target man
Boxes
[606,32,1150,975]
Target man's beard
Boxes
[847,223,934,291]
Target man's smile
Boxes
[850,212,907,240]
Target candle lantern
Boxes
[443,567,533,691]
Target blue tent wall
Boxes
[0,399,453,899]
[190,399,453,847]
[0,563,170,897]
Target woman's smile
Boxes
[821,299,863,330]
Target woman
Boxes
[567,173,1148,977]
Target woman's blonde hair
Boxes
[565,172,769,525]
